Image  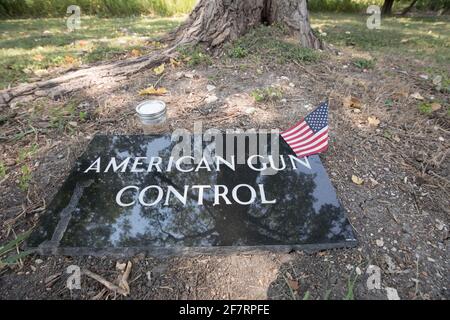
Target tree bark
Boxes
[0,51,171,108]
[172,0,324,50]
[382,0,395,15]
[0,0,322,108]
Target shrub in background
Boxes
[0,0,197,18]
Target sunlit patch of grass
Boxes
[0,16,184,89]
[309,0,385,13]
[311,13,450,68]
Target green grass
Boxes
[178,46,213,66]
[311,13,450,69]
[0,0,197,18]
[302,291,311,300]
[1,13,448,89]
[17,143,39,162]
[308,0,449,13]
[344,272,359,300]
[0,161,6,179]
[309,0,384,13]
[0,15,184,89]
[251,87,283,103]
[226,25,321,64]
[19,164,32,191]
[352,58,376,70]
[418,102,433,114]
[0,230,33,270]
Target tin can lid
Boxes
[136,100,166,119]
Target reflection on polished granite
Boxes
[28,135,357,255]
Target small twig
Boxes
[414,256,420,297]
[153,74,165,88]
[410,192,422,215]
[118,261,132,294]
[281,274,297,300]
[82,269,129,296]
[0,174,10,186]
[91,288,108,300]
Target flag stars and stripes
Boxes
[281,101,329,158]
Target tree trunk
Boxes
[172,0,324,50]
[382,0,395,15]
[0,0,322,108]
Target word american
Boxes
[83,155,311,174]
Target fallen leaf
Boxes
[205,95,218,104]
[184,72,195,79]
[153,63,165,75]
[287,279,299,291]
[170,58,181,68]
[77,40,88,47]
[32,54,45,62]
[351,175,364,185]
[139,86,168,96]
[410,92,424,100]
[431,103,442,111]
[33,69,49,77]
[392,88,409,100]
[376,239,384,247]
[131,49,142,57]
[435,219,445,231]
[343,96,362,109]
[64,55,76,64]
[368,116,380,127]
[369,177,379,186]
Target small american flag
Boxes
[281,101,329,158]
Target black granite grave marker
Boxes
[28,134,357,256]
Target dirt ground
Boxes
[0,32,449,300]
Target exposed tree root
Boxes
[0,49,175,108]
